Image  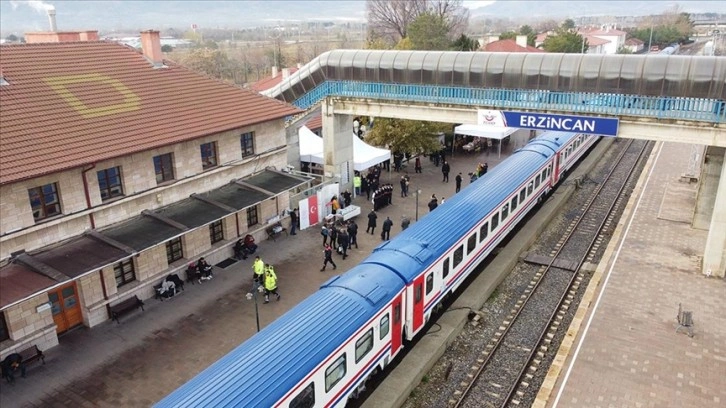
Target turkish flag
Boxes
[307,195,319,226]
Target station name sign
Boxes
[477,110,619,137]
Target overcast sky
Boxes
[1,0,724,35]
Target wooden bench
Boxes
[266,222,288,241]
[18,345,45,367]
[109,295,144,324]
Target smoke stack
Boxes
[272,66,278,78]
[140,30,164,67]
[47,6,57,32]
[282,68,290,79]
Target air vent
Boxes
[0,76,9,86]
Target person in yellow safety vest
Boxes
[252,256,265,284]
[263,264,280,303]
[353,174,362,196]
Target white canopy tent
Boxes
[298,126,391,171]
[454,124,518,158]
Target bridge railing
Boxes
[291,80,725,124]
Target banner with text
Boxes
[478,110,619,137]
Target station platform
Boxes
[0,136,524,408]
[537,142,726,408]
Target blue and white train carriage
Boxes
[155,131,598,408]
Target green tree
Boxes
[161,44,173,52]
[407,12,450,50]
[616,45,633,54]
[519,25,537,46]
[5,34,18,42]
[499,31,517,41]
[451,34,478,51]
[543,28,587,53]
[561,18,576,31]
[365,118,450,156]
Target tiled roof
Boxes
[0,263,57,309]
[0,41,301,185]
[585,35,610,46]
[482,39,544,53]
[582,28,627,36]
[305,114,322,131]
[250,67,300,92]
[625,37,644,45]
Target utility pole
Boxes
[647,24,654,51]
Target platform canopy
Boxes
[298,126,391,171]
[454,124,517,158]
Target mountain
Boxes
[469,1,726,19]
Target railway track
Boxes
[449,139,651,408]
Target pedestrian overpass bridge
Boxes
[262,50,726,277]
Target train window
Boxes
[479,222,489,242]
[355,329,374,363]
[519,188,526,203]
[491,213,499,230]
[542,169,547,180]
[290,383,315,408]
[467,233,477,255]
[325,354,347,392]
[442,258,450,278]
[535,174,541,188]
[527,181,534,195]
[501,203,509,220]
[394,303,401,324]
[426,273,434,294]
[511,195,518,211]
[380,314,390,340]
[415,284,422,304]
[453,245,464,268]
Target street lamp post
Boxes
[415,189,422,221]
[245,281,262,332]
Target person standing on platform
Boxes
[428,194,438,212]
[289,208,298,235]
[455,172,462,193]
[483,162,488,175]
[442,161,450,182]
[321,224,330,246]
[263,264,280,303]
[342,189,352,208]
[367,209,378,234]
[401,215,411,231]
[320,244,337,271]
[330,196,340,214]
[354,173,362,196]
[381,216,393,240]
[347,220,359,249]
[415,156,422,173]
[400,176,408,197]
[362,176,370,200]
[337,228,349,259]
[252,256,265,284]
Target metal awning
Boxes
[31,235,131,279]
[102,215,184,252]
[155,198,229,229]
[0,263,58,309]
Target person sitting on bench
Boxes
[196,257,213,282]
[1,353,25,383]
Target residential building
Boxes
[0,30,307,357]
[481,36,544,53]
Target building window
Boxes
[97,167,124,201]
[153,153,175,184]
[240,132,255,158]
[209,220,224,244]
[246,206,259,227]
[28,183,61,221]
[200,142,218,170]
[114,259,136,287]
[166,237,183,264]
[0,313,9,342]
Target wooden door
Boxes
[48,283,83,334]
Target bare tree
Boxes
[366,0,468,44]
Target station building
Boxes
[0,30,308,357]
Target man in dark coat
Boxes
[347,220,359,249]
[366,209,378,234]
[337,229,349,259]
[455,172,462,193]
[342,190,352,208]
[442,161,450,182]
[320,244,337,271]
[1,353,25,383]
[381,216,393,240]
[428,194,438,212]
[400,176,408,197]
[289,208,299,235]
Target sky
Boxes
[1,0,725,35]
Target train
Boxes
[155,130,600,408]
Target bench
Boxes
[109,295,144,324]
[18,345,45,367]
[266,222,288,241]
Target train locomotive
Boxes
[155,130,599,408]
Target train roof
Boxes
[372,131,581,282]
[155,269,403,407]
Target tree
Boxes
[561,18,576,31]
[499,31,517,41]
[172,48,238,82]
[519,25,536,46]
[451,34,479,51]
[5,34,18,42]
[616,45,633,54]
[366,0,468,44]
[161,44,173,52]
[543,28,587,53]
[407,12,450,50]
[365,118,450,157]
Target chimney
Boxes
[271,66,279,78]
[47,6,57,32]
[282,68,290,79]
[516,35,527,48]
[140,30,164,66]
[297,62,302,69]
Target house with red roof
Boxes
[481,37,544,53]
[0,30,307,355]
